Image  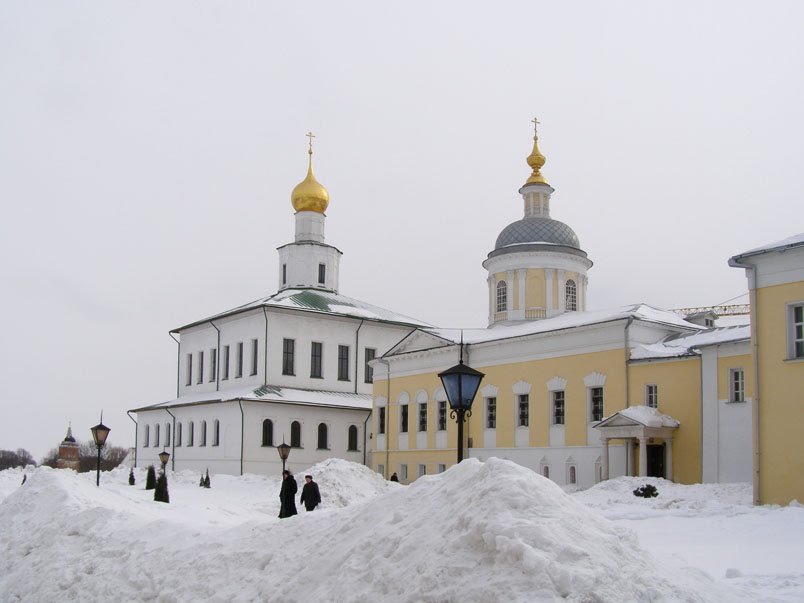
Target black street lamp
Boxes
[277,439,291,473]
[438,342,484,464]
[90,415,111,487]
[158,450,170,471]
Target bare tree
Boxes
[0,449,37,470]
[37,441,129,473]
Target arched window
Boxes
[176,423,183,447]
[200,421,207,446]
[165,423,171,447]
[569,465,577,484]
[262,419,273,447]
[144,424,150,447]
[542,465,550,479]
[291,421,301,448]
[154,423,160,447]
[566,279,577,311]
[188,421,195,446]
[212,420,220,446]
[317,423,328,449]
[496,280,507,313]
[348,425,358,451]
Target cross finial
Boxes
[306,131,315,155]
[531,117,540,136]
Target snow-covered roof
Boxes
[598,405,680,428]
[730,232,804,262]
[420,303,699,347]
[630,324,750,360]
[131,384,372,413]
[173,288,431,332]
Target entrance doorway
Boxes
[647,444,665,478]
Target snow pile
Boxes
[0,458,747,602]
[602,405,680,428]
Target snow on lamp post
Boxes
[438,339,484,465]
[90,414,111,487]
[158,450,170,471]
[277,439,291,474]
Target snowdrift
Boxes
[0,459,746,602]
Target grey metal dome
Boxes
[495,217,580,250]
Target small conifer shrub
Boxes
[145,465,157,490]
[633,484,659,498]
[128,469,136,486]
[203,469,211,489]
[154,472,170,503]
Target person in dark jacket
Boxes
[390,472,399,482]
[278,470,298,518]
[299,474,321,511]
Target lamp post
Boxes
[158,450,170,472]
[90,416,111,487]
[438,341,484,464]
[277,439,291,473]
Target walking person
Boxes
[300,474,321,512]
[278,470,298,518]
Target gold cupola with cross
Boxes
[291,132,330,214]
[482,119,592,326]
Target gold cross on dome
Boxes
[531,117,540,135]
[306,131,316,153]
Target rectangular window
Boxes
[418,403,427,432]
[209,348,217,382]
[791,303,804,359]
[310,342,323,378]
[250,339,259,376]
[364,348,376,383]
[186,353,193,386]
[378,464,384,476]
[437,463,446,473]
[400,404,408,433]
[400,464,408,481]
[282,338,295,375]
[486,397,496,429]
[418,464,426,478]
[282,263,287,285]
[378,406,386,435]
[729,368,745,403]
[338,345,350,381]
[165,424,170,447]
[590,387,604,422]
[437,400,447,431]
[235,342,244,378]
[222,345,230,380]
[318,263,326,285]
[197,351,204,385]
[517,394,529,427]
[553,391,565,425]
[645,384,658,408]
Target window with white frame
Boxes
[437,463,446,473]
[186,353,193,386]
[790,303,804,359]
[400,464,408,481]
[197,351,204,384]
[188,422,195,446]
[517,394,529,427]
[378,406,386,435]
[729,368,745,403]
[568,465,577,484]
[496,281,507,313]
[282,263,287,285]
[144,424,150,447]
[364,348,376,383]
[400,403,409,433]
[645,384,658,408]
[318,263,326,285]
[291,421,301,447]
[209,348,217,382]
[542,465,550,479]
[212,420,219,446]
[262,419,273,446]
[310,342,323,378]
[165,423,171,447]
[235,341,244,378]
[437,400,447,431]
[418,402,427,432]
[378,464,385,476]
[222,345,230,380]
[418,464,426,478]
[282,339,295,375]
[250,339,259,376]
[486,397,496,428]
[200,421,207,446]
[176,423,182,447]
[553,390,565,425]
[317,423,328,449]
[338,345,350,381]
[590,387,604,422]
[154,423,160,447]
[348,425,358,451]
[566,279,577,311]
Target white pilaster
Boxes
[602,438,610,480]
[557,269,566,313]
[517,269,526,316]
[506,270,515,311]
[638,437,647,477]
[665,439,673,481]
[545,269,554,312]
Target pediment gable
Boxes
[385,329,455,356]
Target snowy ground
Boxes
[1,459,802,602]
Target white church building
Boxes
[130,137,428,476]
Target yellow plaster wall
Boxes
[755,281,804,504]
[525,269,546,311]
[628,358,702,484]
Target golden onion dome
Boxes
[291,134,329,213]
[525,117,549,186]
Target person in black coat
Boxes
[278,470,298,518]
[390,472,399,482]
[300,474,321,511]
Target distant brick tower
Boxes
[56,425,80,470]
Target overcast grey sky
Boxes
[1,2,802,460]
